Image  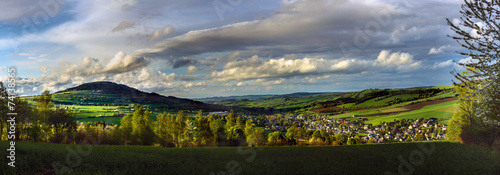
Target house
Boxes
[208,111,229,115]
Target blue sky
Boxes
[0,0,471,98]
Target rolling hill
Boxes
[50,81,227,111]
[200,86,458,118]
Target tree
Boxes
[0,83,9,140]
[334,133,347,145]
[194,111,214,147]
[225,109,236,130]
[447,0,500,125]
[414,134,424,142]
[236,116,244,129]
[244,119,257,146]
[34,90,55,142]
[129,104,154,145]
[210,116,227,146]
[285,124,298,145]
[154,112,175,147]
[367,137,376,144]
[250,128,266,146]
[120,114,133,144]
[268,131,286,146]
[47,107,76,143]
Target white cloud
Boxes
[212,55,371,81]
[458,57,478,64]
[432,60,454,69]
[185,82,207,88]
[102,51,149,74]
[471,22,485,39]
[19,53,49,60]
[257,78,286,86]
[150,26,175,41]
[236,82,247,86]
[186,66,198,74]
[428,45,450,54]
[452,18,460,26]
[374,50,415,66]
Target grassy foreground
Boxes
[1,141,498,175]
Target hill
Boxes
[196,92,342,103]
[50,81,226,111]
[198,86,458,125]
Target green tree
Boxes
[0,83,8,140]
[129,105,155,145]
[210,116,226,146]
[47,107,76,143]
[285,124,298,144]
[154,112,175,147]
[447,0,500,136]
[334,133,347,145]
[120,114,133,144]
[236,116,244,129]
[268,131,285,146]
[225,109,236,130]
[414,134,424,142]
[227,126,245,146]
[194,111,214,147]
[367,137,376,144]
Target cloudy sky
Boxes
[0,0,471,98]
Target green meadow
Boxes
[1,141,498,175]
[364,100,459,125]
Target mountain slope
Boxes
[52,81,226,111]
[200,86,457,115]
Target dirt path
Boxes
[340,97,458,119]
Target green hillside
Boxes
[204,86,457,116]
[25,81,228,111]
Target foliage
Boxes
[447,0,500,126]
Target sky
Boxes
[0,0,472,98]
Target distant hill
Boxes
[52,81,227,111]
[199,86,457,114]
[196,92,342,103]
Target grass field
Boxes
[364,100,459,125]
[1,141,498,175]
[328,99,459,125]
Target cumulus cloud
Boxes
[236,82,247,86]
[373,50,422,71]
[212,50,426,82]
[150,26,175,41]
[432,60,454,69]
[257,78,286,86]
[112,21,135,32]
[374,50,415,66]
[211,55,371,81]
[102,51,149,74]
[428,45,450,54]
[185,82,207,88]
[186,66,198,74]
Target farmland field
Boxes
[1,141,498,175]
[364,100,459,125]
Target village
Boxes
[264,114,447,143]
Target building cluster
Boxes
[264,115,447,143]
